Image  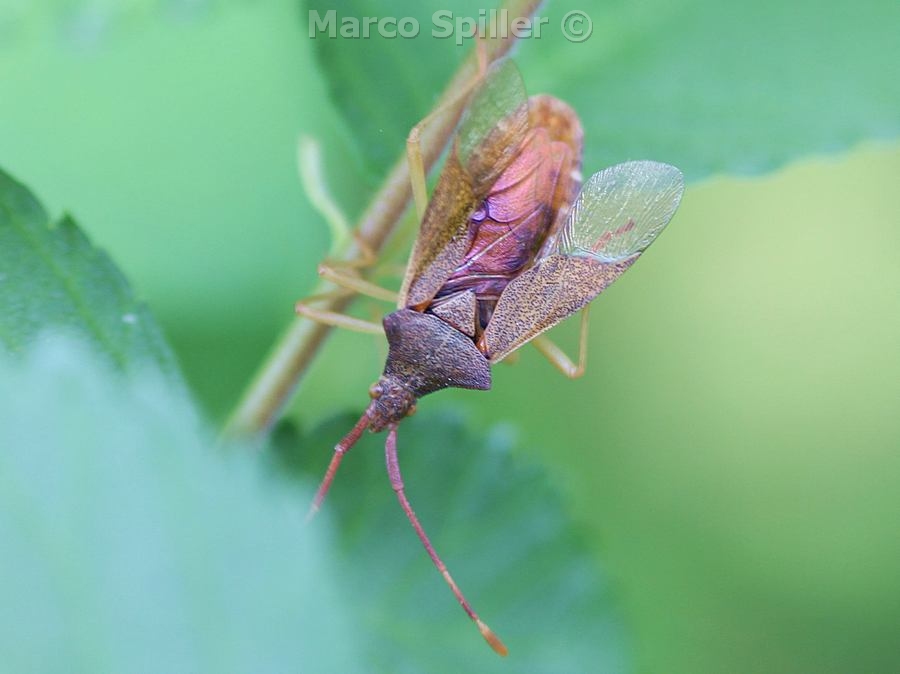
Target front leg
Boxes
[316,261,399,304]
[406,37,491,223]
[295,293,384,335]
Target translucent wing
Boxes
[399,60,529,309]
[481,161,684,362]
[551,161,684,261]
[456,59,529,187]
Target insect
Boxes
[299,59,684,655]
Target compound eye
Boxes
[368,383,383,399]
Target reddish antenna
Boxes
[305,407,372,522]
[385,424,509,656]
[305,412,508,654]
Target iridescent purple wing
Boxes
[399,60,529,309]
[481,161,684,363]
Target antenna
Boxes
[385,424,508,656]
[306,408,371,523]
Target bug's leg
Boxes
[299,136,387,279]
[318,230,381,273]
[295,240,394,335]
[531,306,591,379]
[298,135,355,255]
[384,424,508,656]
[297,287,354,304]
[315,260,399,304]
[320,234,405,282]
[406,42,491,223]
[299,135,384,282]
[296,240,397,331]
[299,136,395,297]
[295,293,384,335]
[378,262,409,278]
[294,292,383,335]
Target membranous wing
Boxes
[481,161,684,362]
[399,60,529,309]
[436,96,583,313]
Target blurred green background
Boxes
[2,1,898,672]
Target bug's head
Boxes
[366,376,417,432]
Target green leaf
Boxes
[517,0,899,179]
[0,168,179,379]
[308,0,898,183]
[304,0,490,178]
[0,338,365,674]
[273,411,628,672]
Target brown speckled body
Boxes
[369,95,586,428]
[367,310,490,431]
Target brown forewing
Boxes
[398,154,479,310]
[400,95,583,312]
[399,102,529,309]
[479,254,637,363]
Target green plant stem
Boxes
[225,0,544,437]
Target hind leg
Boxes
[531,306,591,379]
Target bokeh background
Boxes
[2,1,898,672]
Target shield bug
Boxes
[300,59,684,655]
